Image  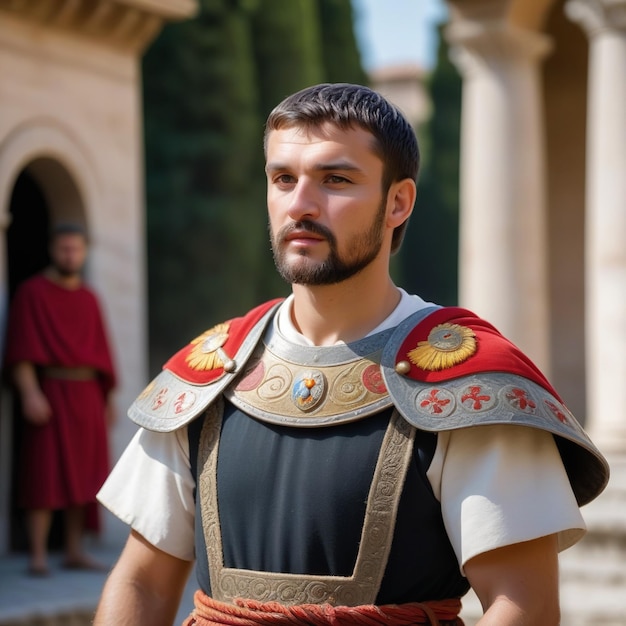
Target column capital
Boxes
[566,0,626,37]
[445,19,552,77]
[0,0,178,52]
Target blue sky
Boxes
[351,0,448,71]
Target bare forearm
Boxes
[95,574,183,626]
[467,535,561,626]
[12,361,51,423]
[94,531,193,626]
[12,361,40,395]
[475,596,560,626]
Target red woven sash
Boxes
[182,590,464,626]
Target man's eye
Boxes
[327,175,348,184]
[275,174,295,184]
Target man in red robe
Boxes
[5,222,117,576]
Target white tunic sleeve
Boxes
[97,426,196,562]
[427,424,586,572]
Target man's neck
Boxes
[290,273,402,346]
[45,267,82,290]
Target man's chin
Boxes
[280,265,348,287]
[54,267,81,278]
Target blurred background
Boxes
[135,0,458,372]
[0,0,624,624]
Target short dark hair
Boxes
[49,222,88,243]
[264,83,419,253]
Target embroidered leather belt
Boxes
[41,366,98,380]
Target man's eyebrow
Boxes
[265,162,287,174]
[315,161,362,172]
[265,161,363,174]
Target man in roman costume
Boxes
[6,223,116,576]
[94,84,608,626]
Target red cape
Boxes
[164,301,557,400]
[395,306,559,399]
[164,299,283,384]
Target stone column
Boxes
[446,20,552,372]
[567,0,626,451]
[0,209,10,358]
[0,209,11,553]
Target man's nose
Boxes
[286,179,321,222]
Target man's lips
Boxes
[284,230,326,243]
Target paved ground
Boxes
[0,540,479,626]
[0,541,197,625]
[0,520,626,626]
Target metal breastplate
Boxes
[224,322,396,426]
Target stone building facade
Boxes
[0,0,196,554]
[443,0,626,451]
[369,63,432,129]
[442,0,626,622]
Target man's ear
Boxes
[386,178,416,228]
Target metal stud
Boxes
[395,360,411,375]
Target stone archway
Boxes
[8,169,51,297]
[4,167,51,551]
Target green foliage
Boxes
[144,3,272,368]
[143,0,365,369]
[398,26,462,306]
[317,0,368,85]
[251,0,325,118]
[143,1,461,370]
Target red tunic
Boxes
[5,274,116,511]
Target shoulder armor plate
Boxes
[129,301,609,507]
[128,300,282,432]
[381,307,610,507]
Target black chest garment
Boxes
[188,401,469,605]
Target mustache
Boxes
[278,220,334,242]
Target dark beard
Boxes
[52,264,81,279]
[270,208,385,286]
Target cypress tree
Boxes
[250,0,325,119]
[317,0,368,85]
[143,0,267,369]
[248,0,328,298]
[143,0,368,368]
[398,27,462,306]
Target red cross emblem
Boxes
[173,391,196,415]
[461,386,491,410]
[506,387,536,412]
[152,387,168,410]
[545,400,568,424]
[420,389,451,415]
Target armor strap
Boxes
[197,398,416,606]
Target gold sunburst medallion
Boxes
[407,323,477,371]
[186,323,230,371]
